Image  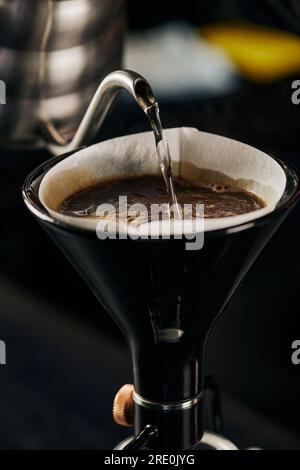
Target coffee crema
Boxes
[58,174,266,225]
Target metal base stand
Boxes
[115,431,238,450]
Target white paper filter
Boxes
[39,127,286,234]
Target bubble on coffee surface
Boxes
[58,174,266,226]
[209,183,230,193]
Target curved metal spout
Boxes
[48,70,158,155]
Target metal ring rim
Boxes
[133,391,202,411]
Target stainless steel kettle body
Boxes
[0,0,125,148]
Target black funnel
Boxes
[23,132,300,450]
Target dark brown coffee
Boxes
[58,175,265,224]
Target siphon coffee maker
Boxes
[23,70,300,450]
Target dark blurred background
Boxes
[1,0,300,449]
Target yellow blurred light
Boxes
[201,22,300,82]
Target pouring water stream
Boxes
[146,103,181,219]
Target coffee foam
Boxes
[39,127,286,234]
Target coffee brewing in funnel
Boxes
[39,127,287,234]
[58,174,265,223]
[24,126,299,450]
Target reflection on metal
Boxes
[133,391,202,412]
[0,81,6,104]
[0,340,6,365]
[0,0,125,146]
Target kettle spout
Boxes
[47,70,158,155]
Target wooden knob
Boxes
[113,384,134,427]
